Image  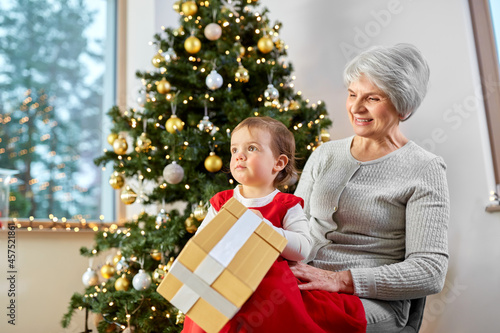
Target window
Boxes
[0,0,117,222]
[468,0,500,210]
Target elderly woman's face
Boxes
[346,76,401,140]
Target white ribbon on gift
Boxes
[169,260,239,318]
[169,209,262,317]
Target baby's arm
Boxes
[259,204,312,262]
[199,204,312,261]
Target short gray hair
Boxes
[343,44,430,121]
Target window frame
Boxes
[468,0,500,211]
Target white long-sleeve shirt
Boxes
[197,186,312,261]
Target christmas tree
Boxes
[62,1,331,332]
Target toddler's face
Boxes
[230,127,279,192]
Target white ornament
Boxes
[82,267,99,287]
[136,90,147,107]
[206,70,223,90]
[162,47,178,62]
[132,269,152,290]
[264,84,279,100]
[115,258,129,273]
[204,23,222,41]
[163,162,184,184]
[197,115,214,132]
[156,209,170,226]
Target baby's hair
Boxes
[232,116,297,187]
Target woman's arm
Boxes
[350,157,450,300]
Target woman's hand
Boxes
[288,261,355,294]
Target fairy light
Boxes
[185,184,190,190]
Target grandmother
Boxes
[291,43,450,332]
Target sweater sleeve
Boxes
[350,157,450,300]
[295,144,323,218]
[267,204,312,261]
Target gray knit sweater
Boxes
[295,136,449,301]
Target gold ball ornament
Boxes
[193,203,208,221]
[120,186,137,205]
[112,252,123,266]
[114,274,130,291]
[136,132,152,152]
[173,0,181,12]
[109,172,125,190]
[156,78,171,94]
[150,249,162,261]
[204,152,223,172]
[113,136,128,155]
[176,311,185,325]
[152,265,167,283]
[320,129,331,142]
[235,65,250,83]
[289,100,300,110]
[181,1,197,16]
[152,53,165,68]
[107,133,118,145]
[165,115,184,133]
[100,263,115,279]
[257,35,274,54]
[235,43,245,57]
[185,214,199,233]
[165,257,175,271]
[275,39,285,51]
[184,35,201,54]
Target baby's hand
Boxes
[249,209,263,219]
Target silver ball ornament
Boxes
[206,69,223,90]
[204,23,222,41]
[136,90,147,107]
[115,258,129,273]
[197,115,214,132]
[82,267,99,287]
[156,208,170,226]
[163,162,184,184]
[162,47,178,62]
[264,84,279,100]
[132,269,152,290]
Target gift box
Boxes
[157,197,287,333]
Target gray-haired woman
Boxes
[291,44,450,332]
